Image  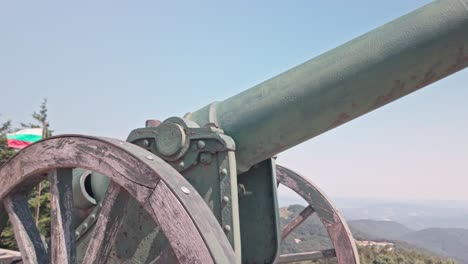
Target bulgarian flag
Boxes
[6,128,43,149]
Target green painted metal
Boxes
[126,117,242,262]
[66,1,468,263]
[237,158,280,263]
[187,0,468,172]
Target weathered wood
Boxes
[148,246,177,264]
[0,136,159,202]
[0,135,236,264]
[3,193,49,264]
[49,169,75,264]
[276,165,360,264]
[146,181,214,264]
[277,249,336,263]
[82,182,129,264]
[150,163,236,264]
[281,205,315,240]
[0,248,22,263]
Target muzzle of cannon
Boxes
[0,0,467,263]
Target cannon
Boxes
[0,0,467,263]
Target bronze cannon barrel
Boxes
[187,0,468,172]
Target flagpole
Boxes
[34,121,47,227]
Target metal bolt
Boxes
[179,161,185,168]
[222,196,230,204]
[75,231,80,237]
[181,186,190,194]
[220,168,228,176]
[224,225,231,232]
[146,155,154,160]
[200,153,212,164]
[83,223,88,228]
[98,202,103,207]
[197,140,206,149]
[90,214,96,220]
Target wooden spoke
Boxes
[146,181,214,264]
[276,165,360,264]
[3,193,49,264]
[0,135,236,264]
[82,181,129,264]
[49,169,75,264]
[281,205,315,240]
[278,249,336,263]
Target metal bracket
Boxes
[127,117,241,263]
[237,158,280,264]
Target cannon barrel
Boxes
[187,0,468,172]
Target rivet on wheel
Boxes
[223,225,231,232]
[146,155,154,160]
[83,223,88,228]
[75,231,80,237]
[181,186,190,194]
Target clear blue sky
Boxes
[1,1,467,200]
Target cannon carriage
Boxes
[1,0,467,263]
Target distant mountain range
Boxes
[348,219,468,264]
[334,197,468,230]
[348,219,412,240]
[280,204,468,263]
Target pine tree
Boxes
[23,99,52,243]
[0,99,53,249]
[0,118,16,166]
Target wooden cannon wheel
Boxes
[276,165,360,264]
[0,135,235,264]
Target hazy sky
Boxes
[1,1,467,201]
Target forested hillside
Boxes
[280,205,457,264]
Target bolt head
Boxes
[179,161,185,168]
[200,153,212,164]
[146,155,154,160]
[222,196,230,203]
[197,140,206,149]
[220,168,228,176]
[223,225,231,232]
[181,186,190,194]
